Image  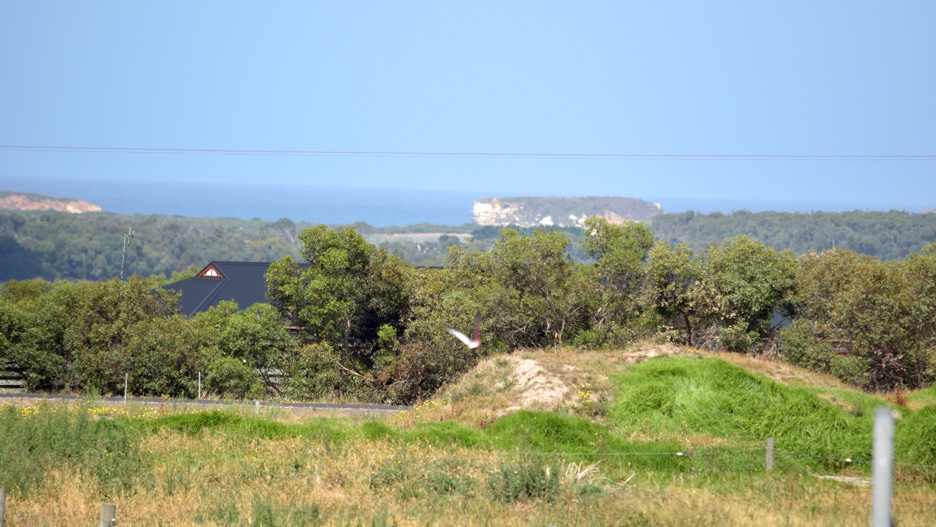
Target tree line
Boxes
[0,212,305,283]
[3,209,936,283]
[2,219,935,404]
[650,209,936,260]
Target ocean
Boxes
[2,176,912,226]
[3,178,480,227]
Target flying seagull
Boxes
[446,314,481,350]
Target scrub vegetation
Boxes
[4,218,936,403]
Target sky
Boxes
[1,2,934,222]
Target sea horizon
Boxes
[1,177,930,227]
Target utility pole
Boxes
[120,226,134,280]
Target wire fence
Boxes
[494,441,936,473]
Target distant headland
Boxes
[472,196,663,227]
[0,191,101,214]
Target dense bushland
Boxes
[2,219,936,403]
[0,212,307,283]
[650,209,936,260]
[4,208,936,282]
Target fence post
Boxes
[1,488,6,527]
[198,372,202,400]
[872,407,894,527]
[765,437,774,472]
[99,502,116,527]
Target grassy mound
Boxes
[610,355,888,464]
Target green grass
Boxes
[5,352,936,526]
[909,382,936,407]
[610,355,891,469]
[603,354,936,478]
[5,355,935,497]
[0,402,144,496]
[895,405,936,469]
[138,411,358,444]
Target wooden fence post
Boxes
[1,488,6,527]
[99,502,116,527]
[765,437,774,472]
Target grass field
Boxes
[1,344,935,526]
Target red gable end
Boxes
[196,264,224,278]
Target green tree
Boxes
[265,225,412,398]
[267,225,410,344]
[66,277,184,394]
[2,277,185,393]
[5,279,91,390]
[784,248,934,390]
[578,217,654,345]
[433,227,593,349]
[190,301,293,398]
[642,241,711,346]
[703,235,797,352]
[643,236,797,352]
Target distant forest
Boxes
[1,209,935,283]
[650,209,936,260]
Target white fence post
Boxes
[1,488,6,527]
[99,502,116,527]
[872,407,894,527]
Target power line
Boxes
[0,144,934,161]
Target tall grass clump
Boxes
[0,401,143,496]
[484,411,690,472]
[139,410,358,445]
[249,496,323,527]
[895,405,936,479]
[401,420,489,447]
[487,456,561,503]
[610,356,881,468]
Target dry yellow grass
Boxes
[5,343,936,526]
[7,429,936,527]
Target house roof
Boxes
[162,261,274,317]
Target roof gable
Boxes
[162,261,273,316]
[197,264,224,278]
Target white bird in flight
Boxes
[446,314,481,350]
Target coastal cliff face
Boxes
[472,196,662,227]
[472,198,522,226]
[0,193,102,213]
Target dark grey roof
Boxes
[162,261,273,317]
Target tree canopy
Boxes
[3,218,936,403]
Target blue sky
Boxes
[1,2,934,218]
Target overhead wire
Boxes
[0,144,934,161]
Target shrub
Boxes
[779,319,869,388]
[205,356,258,399]
[487,457,560,502]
